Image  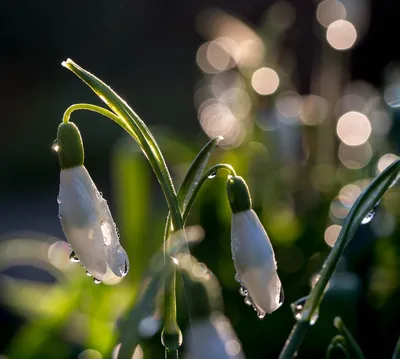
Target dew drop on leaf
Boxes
[361,202,379,224]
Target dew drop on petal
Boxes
[234,273,241,283]
[244,296,252,306]
[86,271,92,277]
[58,213,63,219]
[208,170,217,179]
[257,312,266,319]
[57,195,61,204]
[69,251,80,263]
[120,260,129,276]
[93,278,102,284]
[239,286,248,297]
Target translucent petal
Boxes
[59,166,129,280]
[231,210,283,314]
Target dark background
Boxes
[1,0,399,358]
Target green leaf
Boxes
[303,159,400,321]
[62,59,183,232]
[177,136,222,213]
[163,136,222,251]
[279,158,400,359]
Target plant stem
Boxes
[166,350,179,359]
[278,320,309,359]
[333,317,365,359]
[62,102,184,355]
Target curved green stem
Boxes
[62,104,139,142]
[334,317,365,359]
[162,163,235,349]
[183,164,236,221]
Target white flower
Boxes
[227,176,283,318]
[59,165,129,281]
[231,209,283,317]
[184,312,246,359]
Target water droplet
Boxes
[58,213,63,219]
[257,312,266,319]
[239,286,248,296]
[234,273,241,283]
[208,170,217,179]
[290,296,319,325]
[244,296,252,306]
[69,251,80,263]
[57,196,61,204]
[361,202,379,224]
[86,271,92,277]
[120,260,129,276]
[93,278,102,284]
[52,140,60,152]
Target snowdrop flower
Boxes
[184,312,246,359]
[227,176,283,318]
[56,122,129,282]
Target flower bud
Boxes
[57,122,84,169]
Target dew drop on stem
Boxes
[290,296,319,325]
[208,170,217,179]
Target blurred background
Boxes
[1,0,400,358]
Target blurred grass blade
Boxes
[333,317,365,359]
[112,137,151,287]
[279,158,400,359]
[116,230,190,359]
[392,336,400,359]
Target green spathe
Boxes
[227,176,252,213]
[57,122,84,169]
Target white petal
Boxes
[59,166,129,280]
[184,313,246,359]
[231,209,282,314]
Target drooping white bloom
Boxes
[56,121,129,282]
[184,312,246,359]
[59,166,129,282]
[227,176,283,318]
[231,209,283,317]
